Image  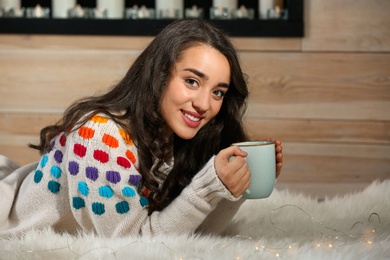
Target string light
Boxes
[16,205,385,259]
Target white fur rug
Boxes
[1,180,389,260]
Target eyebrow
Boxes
[184,68,230,88]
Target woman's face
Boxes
[160,44,231,140]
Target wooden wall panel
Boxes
[2,49,389,121]
[0,35,302,52]
[0,35,152,50]
[244,119,390,144]
[303,0,390,51]
[241,52,390,120]
[0,1,389,183]
[0,144,40,166]
[0,49,139,113]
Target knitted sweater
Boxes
[0,114,243,238]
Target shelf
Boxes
[0,18,303,37]
[0,0,303,37]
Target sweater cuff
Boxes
[192,156,240,202]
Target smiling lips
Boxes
[181,110,204,128]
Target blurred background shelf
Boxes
[0,0,303,37]
[0,18,303,37]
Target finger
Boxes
[276,152,283,163]
[276,162,283,178]
[231,170,251,197]
[220,145,248,162]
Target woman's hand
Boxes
[214,146,250,197]
[274,139,283,179]
[257,138,283,179]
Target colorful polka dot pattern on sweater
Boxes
[33,114,149,218]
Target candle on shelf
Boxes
[274,5,281,18]
[68,4,85,18]
[185,5,203,18]
[274,0,284,9]
[52,0,75,18]
[0,0,20,12]
[212,0,237,13]
[94,6,107,19]
[33,4,44,18]
[11,5,24,17]
[233,5,254,19]
[259,0,274,19]
[155,0,183,19]
[97,0,124,19]
[126,5,154,19]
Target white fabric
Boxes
[1,180,389,259]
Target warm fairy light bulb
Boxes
[328,243,333,248]
[367,240,373,244]
[288,245,292,249]
[276,253,280,257]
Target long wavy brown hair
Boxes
[30,19,249,214]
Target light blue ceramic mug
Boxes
[232,141,276,199]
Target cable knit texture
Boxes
[0,114,242,238]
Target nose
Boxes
[192,89,210,113]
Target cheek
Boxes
[166,81,191,105]
[209,100,223,117]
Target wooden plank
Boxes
[244,118,390,144]
[231,37,302,51]
[0,48,140,113]
[278,154,390,183]
[277,142,390,183]
[0,113,60,135]
[303,0,390,51]
[240,52,390,120]
[0,133,41,166]
[2,114,389,144]
[0,144,41,166]
[0,35,154,50]
[1,50,389,120]
[0,34,302,52]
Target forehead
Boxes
[177,43,222,60]
[175,44,229,68]
[173,44,231,84]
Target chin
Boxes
[177,134,197,140]
[175,130,199,140]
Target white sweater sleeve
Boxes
[52,115,240,237]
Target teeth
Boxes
[184,113,200,122]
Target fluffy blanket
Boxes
[1,180,389,260]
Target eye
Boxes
[213,89,226,100]
[185,78,199,87]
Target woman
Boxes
[0,19,283,238]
